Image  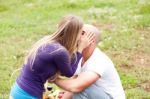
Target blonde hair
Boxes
[24,15,83,71]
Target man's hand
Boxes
[57,91,73,99]
[57,91,65,99]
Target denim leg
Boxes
[73,84,111,99]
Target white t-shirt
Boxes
[75,48,125,99]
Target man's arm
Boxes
[55,71,100,93]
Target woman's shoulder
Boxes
[48,42,67,51]
[40,42,68,55]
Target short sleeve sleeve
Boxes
[85,57,107,77]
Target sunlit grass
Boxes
[0,0,150,98]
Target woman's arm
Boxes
[54,48,82,77]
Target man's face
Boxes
[82,25,96,44]
[81,25,96,54]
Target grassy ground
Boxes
[0,0,150,98]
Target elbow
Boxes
[66,74,73,78]
[69,86,84,93]
[72,88,83,93]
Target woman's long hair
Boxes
[24,15,83,71]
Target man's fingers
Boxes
[58,91,65,99]
[59,91,65,94]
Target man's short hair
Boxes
[83,24,101,44]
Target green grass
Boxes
[0,0,150,98]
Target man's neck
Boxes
[81,46,95,66]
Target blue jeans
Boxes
[73,84,112,99]
[10,82,37,99]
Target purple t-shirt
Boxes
[16,42,82,98]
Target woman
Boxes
[10,15,94,99]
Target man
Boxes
[54,24,125,99]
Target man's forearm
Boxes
[55,78,70,91]
[55,72,100,93]
[55,78,80,93]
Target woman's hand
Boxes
[77,32,95,53]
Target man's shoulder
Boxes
[88,48,114,66]
[91,48,107,59]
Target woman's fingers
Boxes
[87,32,94,38]
[86,32,95,44]
[77,31,95,52]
